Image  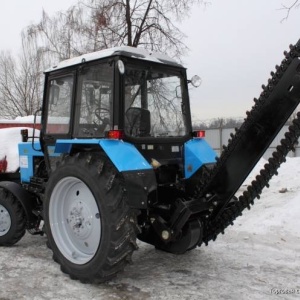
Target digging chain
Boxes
[203,112,300,244]
[198,43,300,245]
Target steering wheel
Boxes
[94,108,110,131]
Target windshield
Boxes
[124,66,187,138]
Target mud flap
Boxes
[122,169,157,209]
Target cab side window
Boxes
[46,75,74,134]
[76,64,113,137]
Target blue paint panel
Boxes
[19,142,44,183]
[55,139,152,172]
[99,140,152,172]
[55,139,100,153]
[19,143,62,183]
[19,139,152,183]
[19,142,44,157]
[184,138,217,179]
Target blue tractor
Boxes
[0,41,300,283]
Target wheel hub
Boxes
[49,177,101,264]
[68,201,93,238]
[0,204,11,236]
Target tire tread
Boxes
[0,189,26,246]
[45,152,139,283]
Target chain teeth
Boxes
[196,41,300,245]
[202,112,300,245]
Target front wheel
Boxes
[0,189,26,246]
[44,153,138,283]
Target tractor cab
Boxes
[40,47,204,178]
[42,48,191,143]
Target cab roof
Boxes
[45,46,183,73]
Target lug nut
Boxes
[161,230,170,240]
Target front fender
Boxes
[184,138,217,179]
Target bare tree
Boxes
[26,6,86,62]
[0,0,209,119]
[27,0,209,63]
[0,33,43,118]
[80,0,203,58]
[280,0,300,21]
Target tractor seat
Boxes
[125,107,151,137]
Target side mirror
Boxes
[188,75,202,88]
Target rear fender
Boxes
[54,139,152,172]
[54,139,156,209]
[184,138,217,179]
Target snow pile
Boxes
[0,127,40,172]
[14,115,41,123]
[0,115,41,123]
[235,156,300,235]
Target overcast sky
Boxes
[0,0,299,121]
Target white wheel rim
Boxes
[0,204,11,236]
[49,177,101,264]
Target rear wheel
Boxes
[0,189,26,246]
[44,153,138,283]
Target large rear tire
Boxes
[0,189,26,246]
[44,153,138,283]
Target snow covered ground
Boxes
[0,129,299,299]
